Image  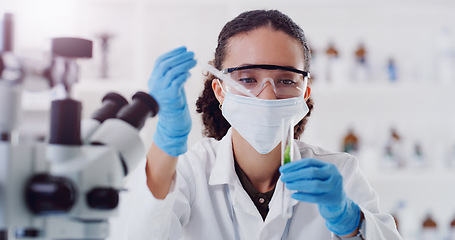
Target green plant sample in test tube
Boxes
[284,144,291,165]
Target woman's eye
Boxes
[278,79,296,85]
[238,78,257,84]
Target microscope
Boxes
[0,14,158,240]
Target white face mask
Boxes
[221,92,309,154]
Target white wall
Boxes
[3,0,455,239]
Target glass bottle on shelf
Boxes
[342,128,359,155]
[383,145,396,168]
[355,43,367,64]
[325,41,339,83]
[391,200,406,233]
[352,42,370,82]
[382,128,405,168]
[387,58,397,82]
[410,142,425,168]
[421,212,438,240]
[96,32,115,79]
[450,214,455,240]
[435,26,455,84]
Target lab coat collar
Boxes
[208,128,238,186]
[208,128,303,187]
[208,128,302,218]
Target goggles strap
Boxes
[217,79,227,95]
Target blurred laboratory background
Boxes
[2,0,455,239]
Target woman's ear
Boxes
[212,79,225,105]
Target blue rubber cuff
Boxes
[153,122,189,157]
[326,202,362,236]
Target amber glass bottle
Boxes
[325,42,339,82]
[449,214,455,240]
[343,128,358,154]
[421,213,438,240]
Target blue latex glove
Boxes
[279,158,361,236]
[148,46,197,157]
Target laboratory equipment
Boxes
[387,58,397,82]
[96,33,114,79]
[355,43,367,64]
[281,118,295,219]
[436,27,455,84]
[202,62,257,98]
[382,128,405,168]
[1,13,23,239]
[450,214,455,240]
[421,212,438,240]
[325,41,339,83]
[390,200,406,233]
[1,13,14,52]
[352,42,370,82]
[0,30,159,240]
[0,12,21,142]
[279,158,362,236]
[342,128,359,154]
[410,142,425,168]
[220,64,309,98]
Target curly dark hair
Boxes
[196,9,314,140]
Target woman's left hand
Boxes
[279,158,361,236]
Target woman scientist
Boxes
[127,9,401,239]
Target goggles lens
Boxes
[221,65,309,98]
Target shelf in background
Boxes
[311,81,455,94]
[301,81,455,158]
[364,166,455,181]
[364,166,455,223]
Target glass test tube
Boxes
[281,118,295,219]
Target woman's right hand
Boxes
[148,46,197,157]
[146,46,196,199]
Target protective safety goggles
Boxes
[220,64,310,99]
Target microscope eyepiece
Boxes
[116,91,159,130]
[102,92,129,107]
[91,92,128,123]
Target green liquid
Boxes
[284,144,291,164]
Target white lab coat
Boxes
[126,129,401,239]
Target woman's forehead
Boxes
[223,27,305,70]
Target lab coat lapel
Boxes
[208,128,274,221]
[232,181,263,218]
[210,128,262,218]
[265,177,298,223]
[209,129,309,236]
[208,129,238,186]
